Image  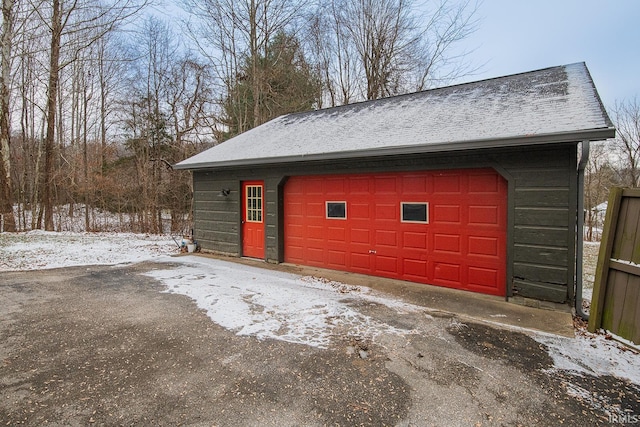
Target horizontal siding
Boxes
[512,279,568,303]
[514,188,569,208]
[514,244,568,267]
[514,226,569,247]
[514,207,568,227]
[510,168,572,187]
[193,171,240,255]
[505,144,575,302]
[513,262,567,285]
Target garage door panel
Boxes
[403,259,428,278]
[350,203,371,219]
[433,262,461,284]
[468,173,501,193]
[327,226,346,241]
[402,175,428,193]
[403,231,428,249]
[307,225,325,239]
[327,250,346,267]
[287,202,304,216]
[433,233,461,253]
[351,253,372,270]
[375,256,399,274]
[468,205,499,225]
[286,245,304,262]
[376,230,398,246]
[326,178,345,194]
[432,205,461,224]
[286,223,304,238]
[306,202,325,218]
[305,247,324,264]
[284,169,506,296]
[433,174,461,193]
[351,228,370,244]
[375,204,397,220]
[305,177,324,190]
[468,266,499,289]
[349,177,371,193]
[286,179,304,194]
[468,236,500,257]
[375,176,398,193]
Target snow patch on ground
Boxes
[535,332,640,385]
[146,256,421,348]
[0,230,177,271]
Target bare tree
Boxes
[120,16,179,233]
[0,0,16,231]
[38,0,149,230]
[181,0,307,131]
[342,0,416,99]
[612,98,640,188]
[307,2,359,106]
[310,0,479,102]
[584,142,617,241]
[95,33,124,174]
[164,55,214,232]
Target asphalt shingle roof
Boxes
[175,62,614,170]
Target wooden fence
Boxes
[588,187,640,344]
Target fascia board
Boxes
[173,127,616,171]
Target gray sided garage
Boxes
[175,63,615,304]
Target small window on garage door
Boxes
[326,201,347,219]
[401,202,429,223]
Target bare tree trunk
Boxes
[98,41,107,174]
[0,0,16,231]
[83,73,90,231]
[249,0,261,128]
[42,0,61,231]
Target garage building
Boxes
[174,63,615,304]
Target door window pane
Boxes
[246,185,263,223]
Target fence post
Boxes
[588,187,623,333]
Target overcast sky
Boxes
[460,0,639,108]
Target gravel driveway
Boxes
[1,261,638,426]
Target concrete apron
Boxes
[192,253,576,338]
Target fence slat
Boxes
[589,188,623,333]
[589,187,640,344]
[620,275,639,343]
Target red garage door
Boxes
[284,169,507,296]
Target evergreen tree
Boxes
[221,32,322,140]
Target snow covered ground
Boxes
[145,256,421,349]
[1,231,638,386]
[0,230,177,271]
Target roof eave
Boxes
[173,127,616,171]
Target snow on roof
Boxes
[175,62,615,170]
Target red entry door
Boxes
[242,181,265,258]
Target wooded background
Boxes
[0,0,638,235]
